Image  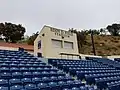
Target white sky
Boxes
[0,0,120,35]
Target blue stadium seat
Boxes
[48,82,60,90]
[12,72,22,79]
[0,67,9,72]
[0,79,8,87]
[10,85,23,90]
[32,72,41,77]
[72,87,80,90]
[24,84,37,90]
[9,79,21,86]
[1,72,11,79]
[10,67,19,72]
[21,78,32,85]
[32,77,41,84]
[37,83,50,90]
[42,77,50,83]
[0,86,8,90]
[23,72,32,78]
[29,67,36,72]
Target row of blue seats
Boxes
[0,65,51,68]
[57,64,107,67]
[107,80,120,90]
[61,66,114,70]
[0,62,46,65]
[85,73,120,84]
[0,56,37,59]
[0,84,95,90]
[0,67,58,72]
[48,59,120,90]
[0,52,33,55]
[0,50,28,53]
[0,76,74,85]
[74,70,120,79]
[0,71,65,79]
[48,59,96,65]
[0,61,45,64]
[0,59,40,62]
[95,76,120,89]
[57,61,99,64]
[93,59,120,69]
[114,58,120,62]
[63,67,115,73]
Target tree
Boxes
[100,28,104,35]
[0,22,26,42]
[69,28,86,53]
[27,32,39,45]
[106,23,120,36]
[87,29,100,35]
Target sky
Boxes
[0,0,120,35]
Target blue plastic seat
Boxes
[10,64,18,67]
[66,80,74,86]
[32,77,41,84]
[25,84,37,90]
[0,67,9,72]
[10,67,19,72]
[29,67,36,72]
[21,78,32,85]
[32,72,41,77]
[1,63,9,67]
[63,88,72,90]
[50,76,57,82]
[42,77,50,83]
[80,86,88,90]
[12,72,22,79]
[36,67,43,72]
[1,72,11,79]
[0,79,8,86]
[26,64,32,67]
[58,76,65,81]
[72,87,80,90]
[12,61,19,64]
[9,79,21,86]
[23,72,32,78]
[37,83,50,89]
[20,67,28,72]
[10,85,23,90]
[48,82,59,89]
[0,86,8,90]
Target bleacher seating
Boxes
[48,58,120,90]
[3,49,120,90]
[0,50,89,90]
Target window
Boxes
[64,41,73,49]
[52,39,62,48]
[38,40,41,49]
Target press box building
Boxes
[34,25,79,59]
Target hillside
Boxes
[79,35,120,56]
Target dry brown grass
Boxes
[80,35,120,56]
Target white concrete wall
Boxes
[80,54,102,60]
[34,25,79,59]
[0,46,18,51]
[107,55,120,60]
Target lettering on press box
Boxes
[50,27,73,37]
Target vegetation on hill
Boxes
[70,23,120,56]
